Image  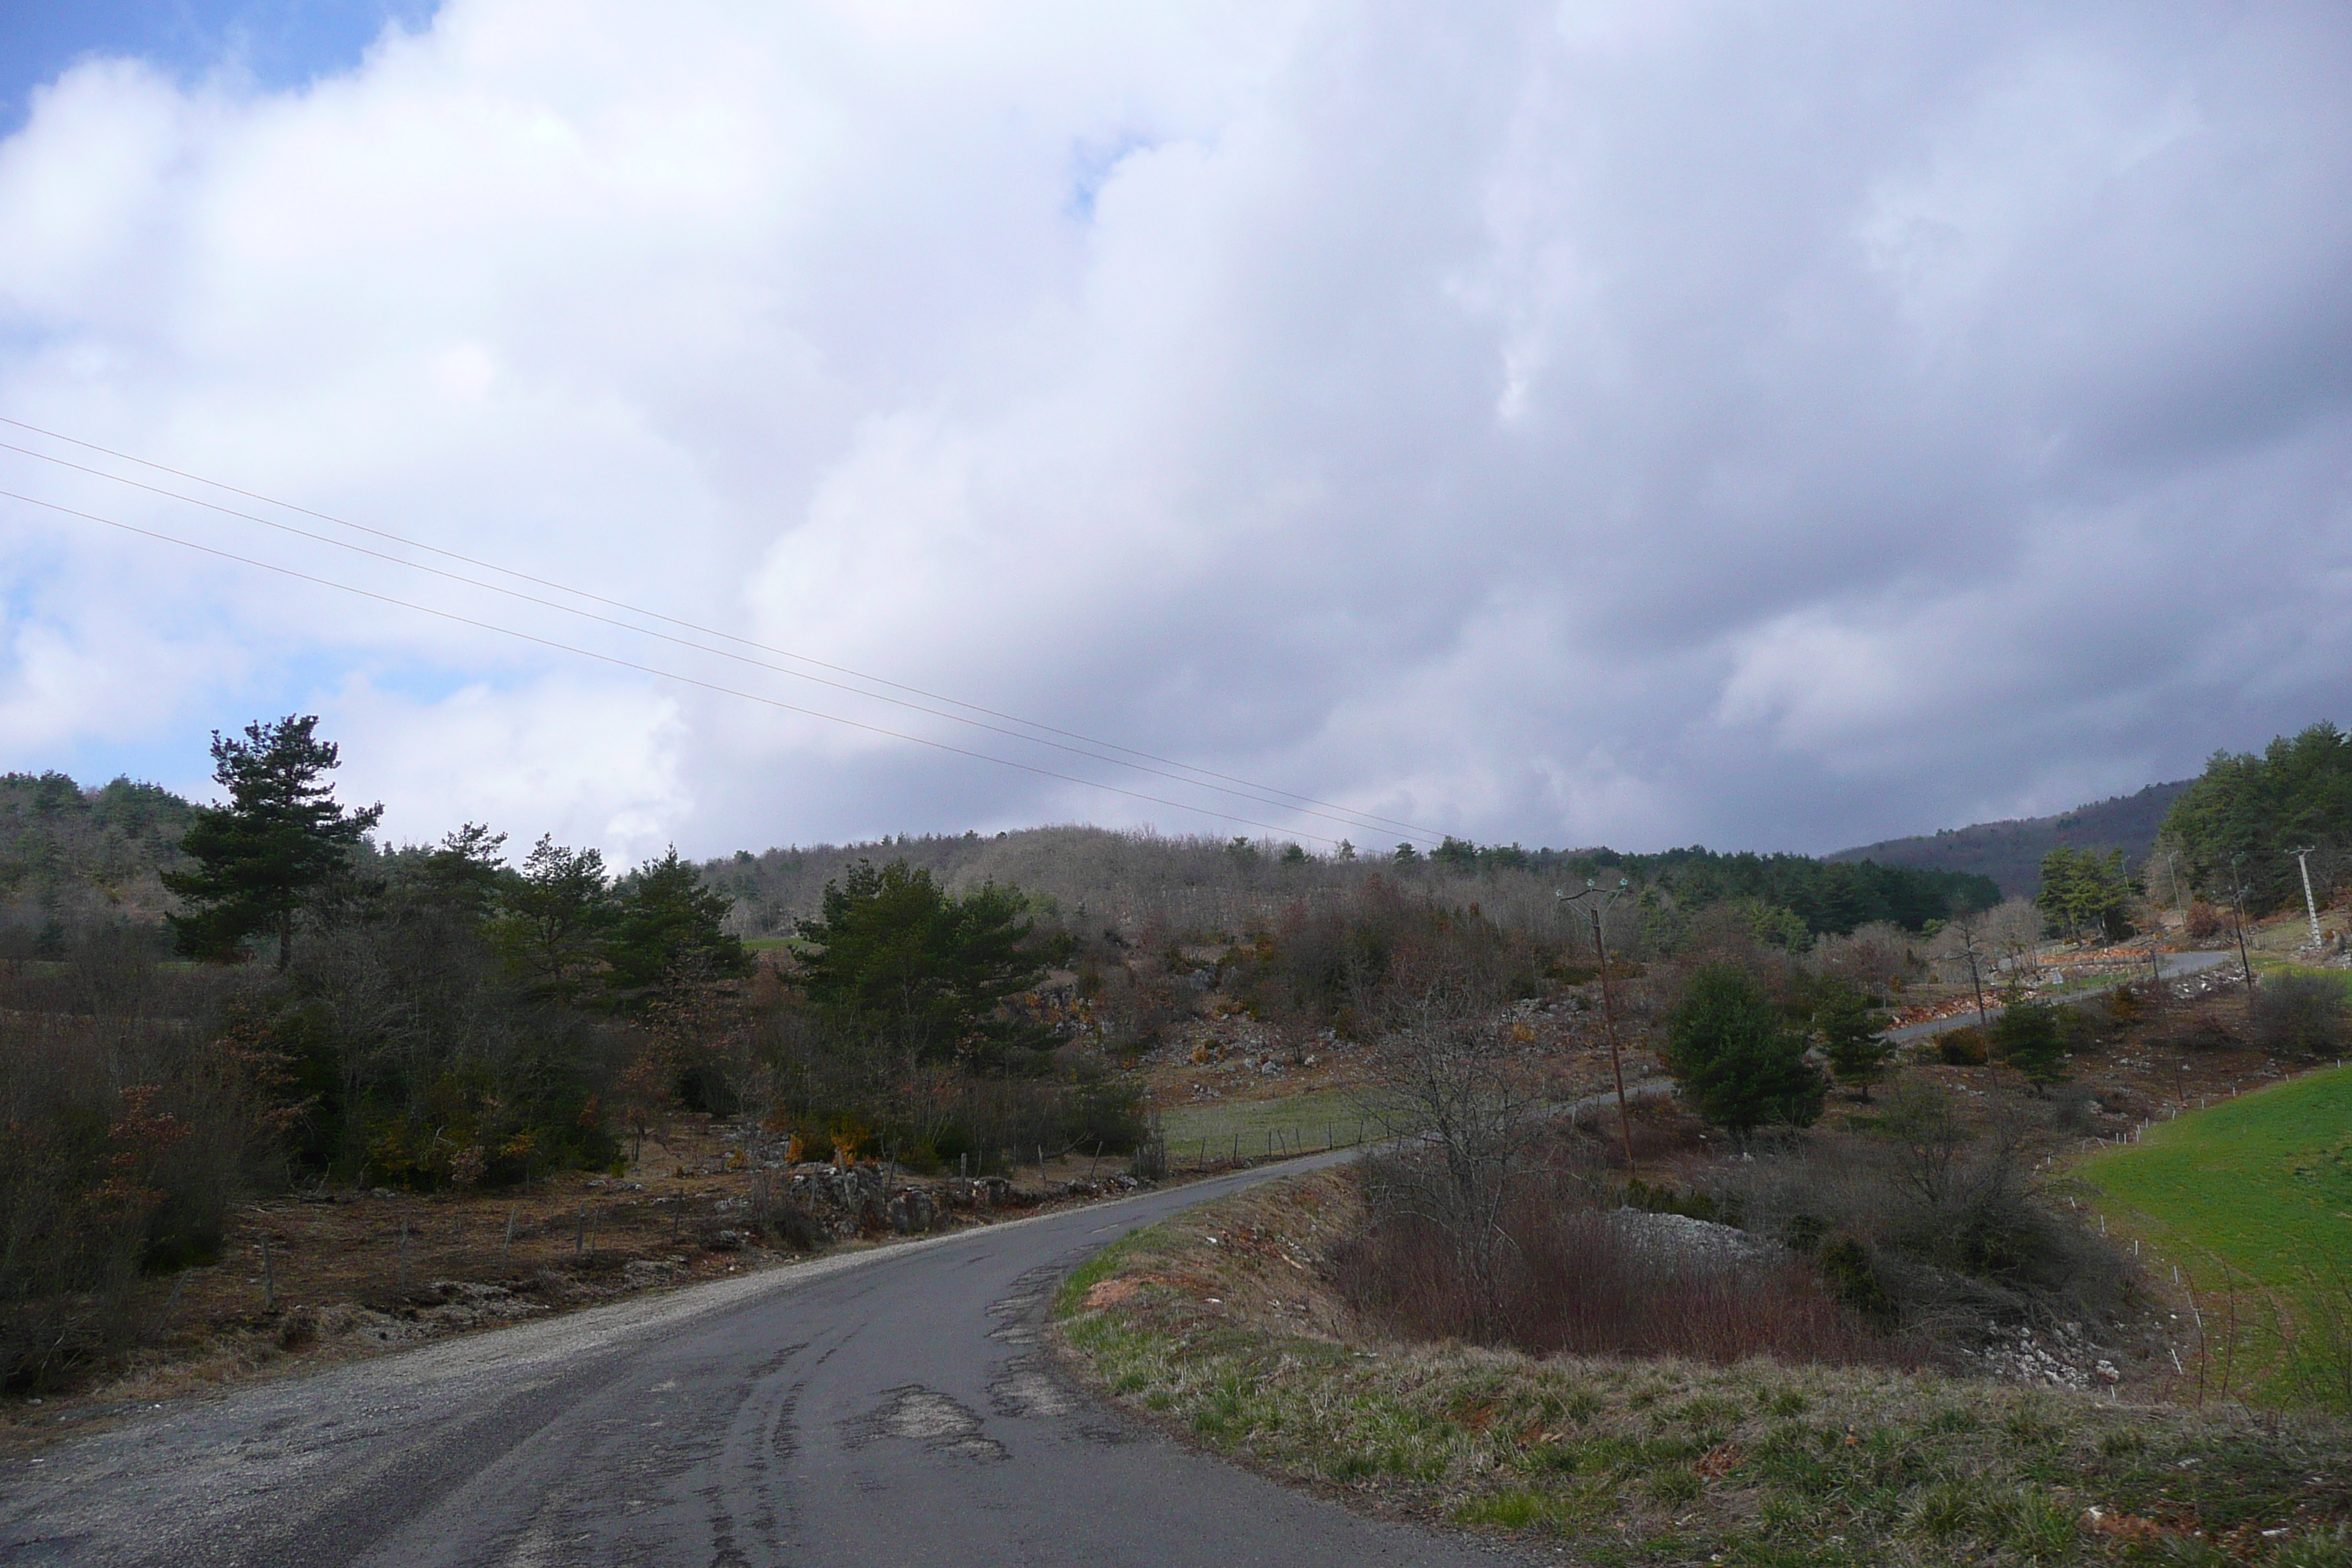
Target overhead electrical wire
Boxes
[0,486,1365,848]
[0,414,1445,846]
[0,440,1428,845]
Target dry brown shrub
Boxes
[1333,1177,1921,1369]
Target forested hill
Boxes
[700,829,1999,941]
[1827,780,2191,901]
[0,772,192,946]
[0,769,1999,951]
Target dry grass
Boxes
[1056,1171,2352,1566]
[1334,1195,1923,1370]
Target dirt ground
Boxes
[0,1115,1220,1455]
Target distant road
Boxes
[0,1153,1529,1568]
[1886,948,2236,1042]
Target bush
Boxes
[1698,1081,2134,1332]
[2251,973,2349,1058]
[2048,1082,2100,1134]
[1937,1028,1988,1066]
[1335,1164,1916,1368]
[0,954,291,1390]
[1991,1003,2068,1093]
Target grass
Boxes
[2081,1063,2352,1403]
[1055,1173,2352,1566]
[1155,1085,1396,1164]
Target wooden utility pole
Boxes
[1559,880,1635,1176]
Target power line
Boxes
[0,486,1363,847]
[0,437,1422,845]
[0,414,1444,845]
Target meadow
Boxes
[2081,1028,2352,1404]
[1154,1085,1394,1166]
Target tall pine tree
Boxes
[164,715,382,969]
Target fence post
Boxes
[398,1219,410,1291]
[260,1232,276,1312]
[576,1208,586,1254]
[504,1207,516,1252]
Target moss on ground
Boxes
[1056,1172,2352,1567]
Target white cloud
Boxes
[0,0,2346,862]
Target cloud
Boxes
[0,0,2345,862]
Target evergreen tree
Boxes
[605,848,748,1006]
[2164,722,2352,912]
[796,859,1048,1063]
[1817,980,1891,1101]
[163,715,382,969]
[489,836,619,1003]
[1662,964,1825,1143]
[1991,1000,2068,1094]
[412,823,510,919]
[2035,846,2132,943]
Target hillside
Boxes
[698,827,1997,942]
[0,772,192,950]
[1828,779,2191,900]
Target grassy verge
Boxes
[1156,1086,1397,1164]
[1056,1172,2352,1566]
[2080,1066,2352,1403]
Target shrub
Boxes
[1937,1028,1987,1066]
[1991,1003,2068,1093]
[2251,973,2349,1058]
[1335,1169,1917,1368]
[1699,1081,2134,1330]
[2187,900,2225,943]
[2048,1082,2100,1134]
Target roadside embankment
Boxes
[1056,1170,2352,1565]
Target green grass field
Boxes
[2080,1060,2352,1403]
[740,935,802,953]
[1155,1086,1398,1165]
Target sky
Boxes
[0,0,2346,866]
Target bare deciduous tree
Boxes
[1357,926,1556,1338]
[1927,908,1993,1028]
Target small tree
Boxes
[1929,908,1993,1028]
[1817,980,1892,1101]
[1991,1001,2068,1095]
[612,1034,679,1164]
[163,715,382,970]
[605,848,747,1009]
[1355,915,1545,1338]
[489,836,618,1003]
[1983,897,2047,984]
[1662,965,1825,1145]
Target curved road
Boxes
[1,1154,1529,1568]
[1885,947,2235,1043]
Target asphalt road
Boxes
[0,1153,1531,1568]
[1885,947,2236,1042]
